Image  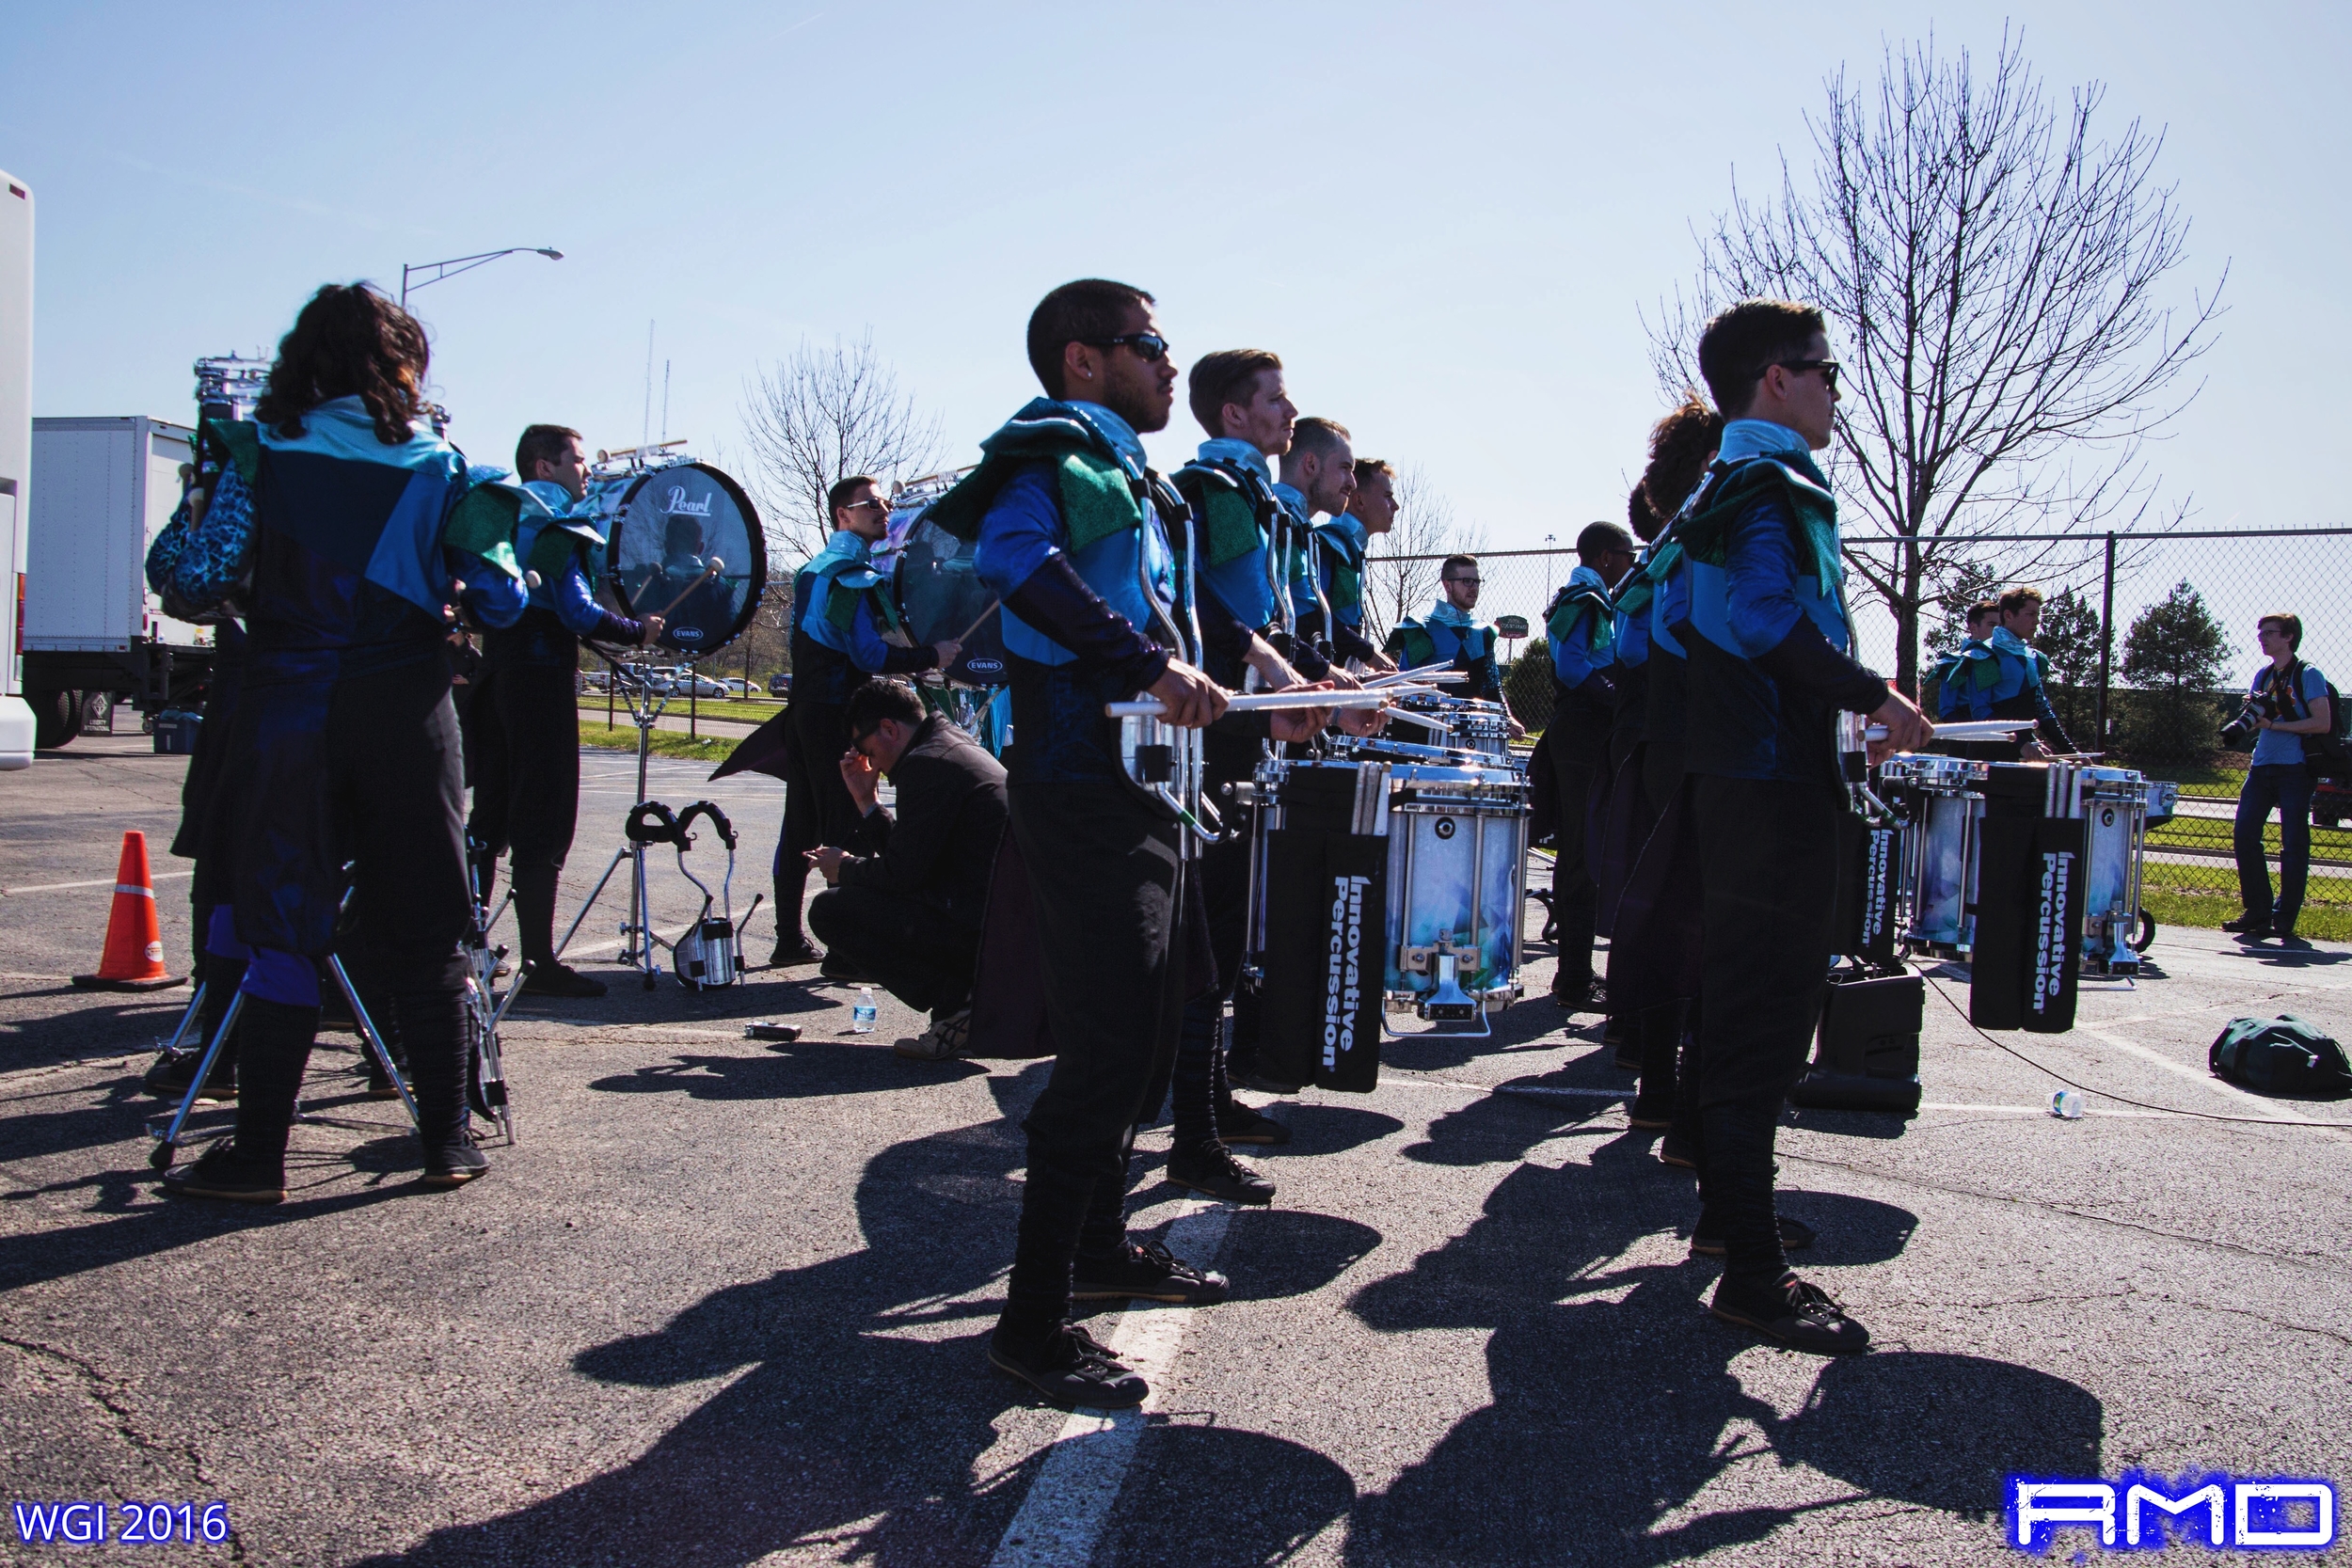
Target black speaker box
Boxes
[1788,966,1923,1114]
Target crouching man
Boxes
[803,680,1008,1058]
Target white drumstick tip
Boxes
[707,557,724,573]
[524,569,543,589]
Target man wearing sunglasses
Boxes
[802,678,1006,1056]
[1678,299,1931,1355]
[769,475,961,970]
[925,279,1335,1409]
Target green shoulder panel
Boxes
[526,523,586,582]
[1387,623,1435,669]
[202,418,262,488]
[1055,451,1144,555]
[1197,485,1263,568]
[1327,562,1362,611]
[443,484,526,580]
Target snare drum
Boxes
[1881,753,1985,955]
[2074,766,2154,974]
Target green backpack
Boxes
[2209,1015,2352,1098]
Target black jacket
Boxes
[836,715,1009,930]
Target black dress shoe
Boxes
[990,1323,1147,1409]
[1709,1272,1868,1354]
[1691,1213,1817,1257]
[1658,1134,1698,1170]
[767,938,823,968]
[521,961,607,998]
[818,954,873,984]
[2221,913,2272,936]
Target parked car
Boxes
[580,671,609,692]
[722,678,752,695]
[680,673,729,698]
[768,673,793,698]
[2316,775,2351,829]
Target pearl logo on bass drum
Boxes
[662,484,714,515]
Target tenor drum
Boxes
[585,459,767,657]
[1391,694,1516,766]
[888,468,1009,687]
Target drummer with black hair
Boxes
[925,279,1333,1409]
[770,475,961,970]
[466,422,660,1000]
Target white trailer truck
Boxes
[0,168,35,768]
[23,416,214,747]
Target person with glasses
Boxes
[1678,298,1931,1353]
[769,475,961,971]
[2228,612,2333,941]
[802,679,1007,1057]
[1385,555,1515,710]
[924,278,1333,1409]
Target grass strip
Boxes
[579,721,738,765]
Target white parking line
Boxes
[3,870,194,895]
[988,1198,1232,1568]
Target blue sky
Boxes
[6,2,2344,671]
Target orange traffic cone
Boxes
[71,831,184,991]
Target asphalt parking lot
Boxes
[5,735,2350,1565]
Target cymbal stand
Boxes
[461,847,516,1146]
[549,653,691,993]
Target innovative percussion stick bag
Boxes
[1968,769,2084,1033]
[1829,814,1901,967]
[1254,768,1386,1093]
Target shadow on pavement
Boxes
[1272,1102,1406,1156]
[1339,1139,2094,1565]
[588,1044,984,1101]
[364,1065,1354,1567]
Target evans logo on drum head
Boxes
[965,657,1004,675]
[1434,816,1457,839]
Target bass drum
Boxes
[890,471,1007,687]
[586,461,767,657]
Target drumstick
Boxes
[650,557,725,620]
[954,599,1000,643]
[1865,719,2032,741]
[1105,690,1391,718]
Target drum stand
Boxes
[552,655,692,991]
[146,954,420,1170]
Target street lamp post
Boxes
[1542,532,1557,607]
[399,247,564,307]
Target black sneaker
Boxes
[1627,1098,1673,1131]
[1216,1101,1292,1146]
[1691,1213,1817,1257]
[522,961,607,998]
[143,1049,234,1101]
[1658,1134,1698,1170]
[768,938,823,968]
[1234,1069,1304,1095]
[363,1053,412,1101]
[2220,913,2272,936]
[819,954,873,984]
[162,1143,285,1205]
[1166,1143,1275,1206]
[1709,1272,1868,1354]
[422,1131,489,1189]
[990,1323,1147,1409]
[1551,976,1605,1013]
[1072,1239,1231,1304]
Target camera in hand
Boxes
[2219,690,2280,752]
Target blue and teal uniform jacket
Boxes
[789,531,938,706]
[142,396,528,992]
[468,476,644,667]
[1295,512,1378,664]
[1941,625,2076,751]
[1679,419,1888,787]
[1545,564,1618,752]
[930,399,1184,784]
[1931,635,1991,718]
[1385,602,1502,702]
[1616,520,1694,752]
[1172,438,1283,689]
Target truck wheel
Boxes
[31,688,84,750]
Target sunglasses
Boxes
[1773,357,1841,392]
[1086,332,1171,363]
[842,497,890,514]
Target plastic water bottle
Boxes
[2049,1088,2085,1120]
[851,987,878,1034]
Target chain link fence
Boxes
[1370,528,2352,936]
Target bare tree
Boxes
[1646,31,2223,692]
[738,333,945,562]
[1363,466,1486,643]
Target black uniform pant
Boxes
[1000,781,1186,1342]
[1692,774,1842,1284]
[774,699,859,949]
[464,660,581,964]
[1546,733,1601,993]
[806,883,979,1020]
